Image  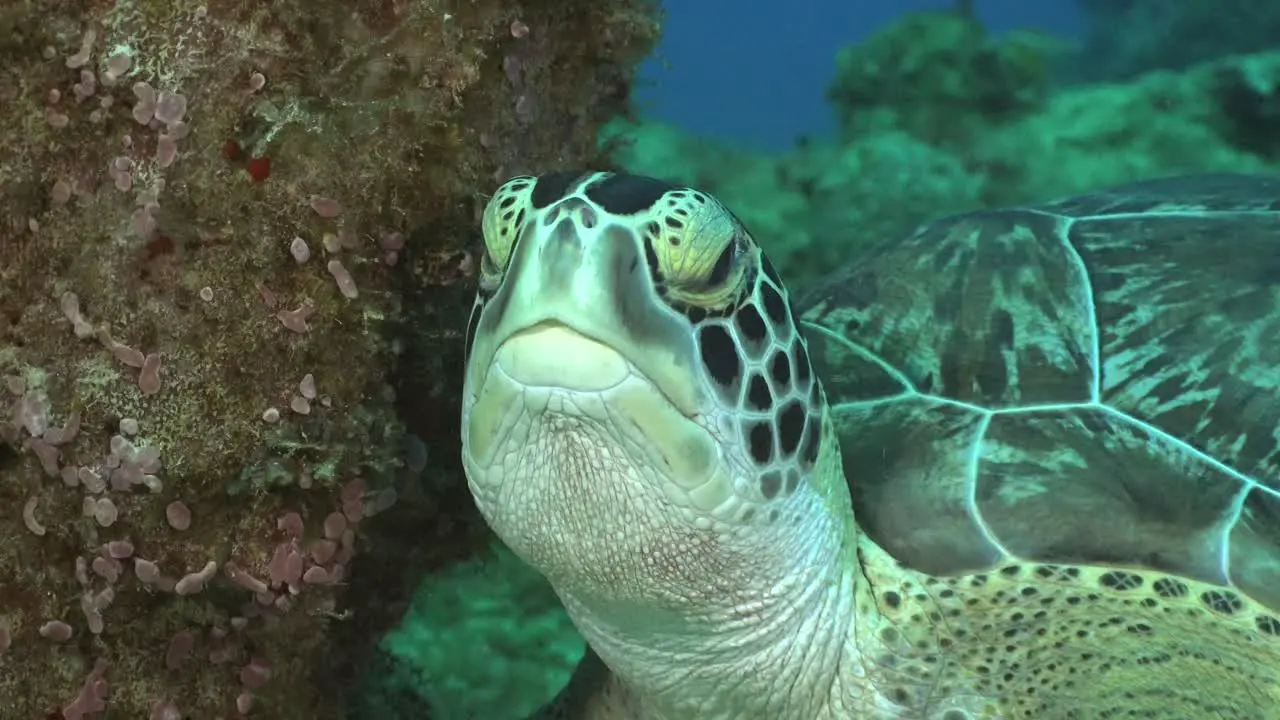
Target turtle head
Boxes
[461,172,846,617]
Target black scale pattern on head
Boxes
[748,422,773,464]
[760,253,784,287]
[586,174,678,215]
[792,340,812,387]
[698,325,740,389]
[746,373,772,412]
[496,176,534,205]
[685,305,734,325]
[777,400,806,457]
[530,172,584,209]
[801,409,821,468]
[642,221,666,293]
[769,349,791,386]
[734,304,769,356]
[759,278,788,326]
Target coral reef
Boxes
[1076,0,1280,81]
[826,10,1057,149]
[611,26,1280,290]
[0,0,658,717]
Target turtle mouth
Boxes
[465,318,721,501]
[494,321,631,393]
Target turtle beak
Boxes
[465,197,705,417]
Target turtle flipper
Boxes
[528,648,643,720]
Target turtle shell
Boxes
[798,173,1280,614]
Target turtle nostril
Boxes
[580,206,598,229]
[546,216,582,247]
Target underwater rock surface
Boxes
[0,1,657,717]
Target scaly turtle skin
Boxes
[460,171,1280,719]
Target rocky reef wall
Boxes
[0,1,658,717]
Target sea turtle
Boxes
[459,171,1280,719]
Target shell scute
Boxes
[832,396,1000,574]
[975,407,1241,586]
[1070,210,1280,483]
[804,174,1280,614]
[804,207,1097,410]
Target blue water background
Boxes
[637,0,1085,150]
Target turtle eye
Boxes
[478,249,502,294]
[480,175,536,284]
[704,236,741,288]
[644,186,750,308]
[482,206,523,273]
[661,232,748,312]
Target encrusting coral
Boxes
[0,0,659,717]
